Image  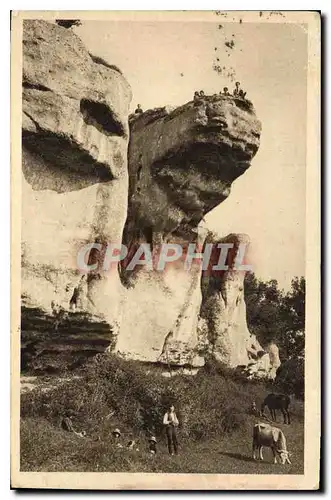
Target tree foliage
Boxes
[244,272,305,361]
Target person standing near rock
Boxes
[134,104,143,114]
[233,81,241,96]
[163,404,179,455]
[193,91,201,106]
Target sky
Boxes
[76,14,307,290]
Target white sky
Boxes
[77,16,307,290]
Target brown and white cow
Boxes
[252,422,291,464]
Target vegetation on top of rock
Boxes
[55,20,82,29]
[89,53,123,74]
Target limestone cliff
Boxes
[21,20,273,376]
[21,20,132,369]
[199,233,279,378]
[200,233,253,367]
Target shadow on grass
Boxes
[218,451,256,463]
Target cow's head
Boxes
[277,450,292,465]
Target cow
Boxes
[252,422,291,464]
[261,393,291,424]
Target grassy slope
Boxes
[20,355,304,474]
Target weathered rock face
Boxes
[200,234,252,367]
[125,98,261,244]
[265,342,281,378]
[117,99,261,365]
[22,20,132,352]
[21,21,272,376]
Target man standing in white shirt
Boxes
[163,404,179,455]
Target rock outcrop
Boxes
[22,20,131,336]
[21,20,132,367]
[200,233,253,367]
[21,21,275,376]
[117,98,261,365]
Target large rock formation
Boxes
[21,20,132,370]
[117,98,261,365]
[200,233,253,367]
[22,20,131,329]
[21,20,275,376]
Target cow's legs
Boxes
[259,446,264,461]
[272,448,278,464]
[281,408,287,424]
[252,444,257,460]
[286,409,291,424]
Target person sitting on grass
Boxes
[112,428,123,448]
[61,414,86,438]
[251,400,260,416]
[148,436,157,454]
[163,404,179,456]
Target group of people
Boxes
[61,404,180,456]
[193,81,247,104]
[109,404,179,456]
[133,81,247,117]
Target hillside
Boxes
[20,355,304,474]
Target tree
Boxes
[275,357,304,398]
[244,272,285,348]
[280,277,305,360]
[244,272,305,361]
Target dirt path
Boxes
[20,374,82,393]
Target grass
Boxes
[20,354,304,474]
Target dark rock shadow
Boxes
[22,142,113,193]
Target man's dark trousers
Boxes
[166,425,178,455]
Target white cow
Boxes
[252,422,291,464]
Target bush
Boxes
[274,358,304,398]
[21,354,271,445]
[20,354,306,471]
